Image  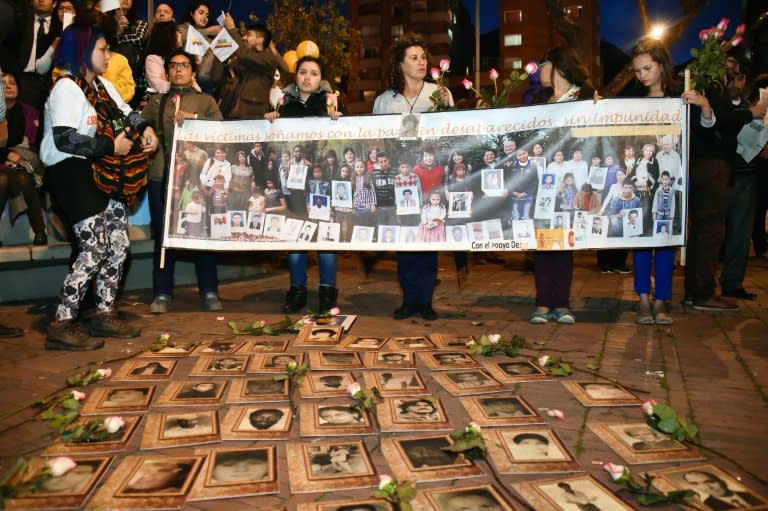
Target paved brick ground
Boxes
[0,250,766,509]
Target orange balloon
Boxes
[296,40,320,59]
[283,50,298,73]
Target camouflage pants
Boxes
[55,200,130,321]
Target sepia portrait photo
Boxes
[363,370,428,397]
[483,359,552,384]
[286,441,378,493]
[459,394,543,427]
[563,381,641,407]
[140,410,220,449]
[79,385,155,414]
[514,474,636,511]
[114,358,176,381]
[418,351,480,371]
[294,325,344,346]
[240,338,290,353]
[432,369,505,396]
[187,446,278,501]
[363,351,416,369]
[299,372,356,398]
[297,499,393,511]
[381,435,482,483]
[387,336,435,350]
[47,415,141,455]
[221,405,293,440]
[226,377,289,404]
[486,428,580,474]
[339,336,388,351]
[249,352,303,372]
[154,380,227,406]
[190,355,249,376]
[377,397,452,433]
[309,351,364,370]
[589,422,704,465]
[192,340,245,355]
[416,484,516,511]
[299,402,375,437]
[430,334,476,349]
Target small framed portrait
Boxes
[535,195,555,219]
[563,381,641,407]
[288,163,308,189]
[413,483,516,511]
[79,385,155,415]
[387,336,434,350]
[486,428,580,474]
[467,221,487,242]
[655,219,672,238]
[141,340,198,357]
[363,351,417,369]
[540,172,557,191]
[317,221,342,243]
[226,377,289,403]
[481,168,505,197]
[294,325,343,346]
[229,210,247,232]
[381,435,483,483]
[483,359,553,383]
[623,208,643,237]
[588,422,703,464]
[192,340,245,355]
[221,405,292,440]
[648,463,768,511]
[154,380,227,406]
[309,194,331,221]
[363,370,428,397]
[141,410,220,449]
[418,351,480,371]
[247,211,265,235]
[514,474,641,511]
[484,218,504,240]
[351,225,374,244]
[299,372,356,398]
[552,212,569,230]
[432,369,505,396]
[46,415,141,455]
[239,338,290,353]
[331,180,353,209]
[299,401,375,437]
[309,351,364,370]
[377,397,452,432]
[297,499,393,511]
[190,355,249,376]
[263,213,286,237]
[297,221,318,242]
[459,394,544,426]
[286,441,379,493]
[4,455,112,509]
[430,334,476,349]
[113,358,177,381]
[448,192,472,219]
[248,352,304,372]
[588,166,607,190]
[396,186,420,215]
[188,446,278,501]
[338,335,388,351]
[399,113,420,139]
[377,225,400,244]
[573,210,589,231]
[446,224,469,245]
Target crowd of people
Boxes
[0,0,765,350]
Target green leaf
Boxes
[227,320,240,333]
[652,404,677,420]
[656,417,680,434]
[263,325,274,335]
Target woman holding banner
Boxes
[373,33,453,322]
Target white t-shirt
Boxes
[40,76,131,166]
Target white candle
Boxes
[684,69,691,92]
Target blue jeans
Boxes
[288,251,337,287]
[634,248,675,301]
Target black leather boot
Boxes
[283,286,307,314]
[393,302,419,320]
[318,285,338,312]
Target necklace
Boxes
[404,82,425,113]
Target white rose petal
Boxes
[47,457,77,477]
[104,416,125,433]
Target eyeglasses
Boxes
[169,61,192,69]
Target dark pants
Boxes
[149,180,218,297]
[684,158,729,301]
[397,251,437,304]
[720,172,756,292]
[752,158,768,256]
[0,167,46,233]
[534,251,573,308]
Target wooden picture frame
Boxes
[141,409,220,449]
[79,385,155,415]
[113,358,177,381]
[337,335,389,351]
[299,371,357,399]
[189,355,249,376]
[431,369,505,396]
[412,483,515,511]
[140,341,199,357]
[482,358,554,383]
[286,440,379,493]
[485,428,581,474]
[248,353,304,373]
[226,376,289,403]
[153,380,227,407]
[363,351,417,369]
[418,351,481,371]
[588,422,704,464]
[308,351,364,370]
[386,336,435,350]
[562,381,641,406]
[187,446,279,501]
[293,325,344,346]
[381,434,483,483]
[377,397,452,432]
[220,405,293,440]
[429,334,476,349]
[458,394,544,427]
[297,499,393,511]
[238,338,290,353]
[513,474,636,511]
[299,401,376,437]
[46,415,141,455]
[192,340,246,355]
[362,370,429,397]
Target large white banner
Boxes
[162,98,687,252]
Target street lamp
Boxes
[649,24,665,39]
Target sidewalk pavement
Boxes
[0,250,766,509]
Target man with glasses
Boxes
[141,49,224,314]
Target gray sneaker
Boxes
[202,292,223,311]
[149,295,171,314]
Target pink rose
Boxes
[462,78,473,90]
[47,457,77,477]
[537,355,551,367]
[716,17,729,32]
[489,68,499,80]
[347,381,361,397]
[439,59,450,72]
[257,320,267,327]
[430,67,441,81]
[547,409,565,419]
[378,474,394,489]
[735,23,746,35]
[641,399,657,416]
[524,61,539,75]
[730,35,743,47]
[487,334,501,344]
[603,461,627,481]
[96,368,112,378]
[104,416,125,434]
[699,29,709,41]
[329,307,341,316]
[71,390,86,401]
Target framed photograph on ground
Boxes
[431,369,505,396]
[299,372,356,399]
[153,380,227,407]
[363,370,429,397]
[239,338,290,353]
[377,397,452,432]
[46,415,141,455]
[483,358,553,383]
[113,358,177,381]
[513,474,635,511]
[430,334,476,349]
[458,394,544,427]
[141,341,199,356]
[386,336,435,350]
[286,440,379,493]
[226,376,289,403]
[187,446,278,501]
[294,325,344,346]
[79,385,155,415]
[338,335,388,351]
[192,340,246,355]
[190,355,249,376]
[363,351,416,369]
[381,434,483,483]
[88,455,204,509]
[648,463,768,511]
[411,483,515,511]
[309,351,364,370]
[248,352,304,372]
[486,428,580,474]
[299,401,375,437]
[220,405,293,440]
[2,456,111,510]
[297,499,393,511]
[418,351,480,371]
[562,381,641,407]
[588,422,704,464]
[141,409,220,449]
